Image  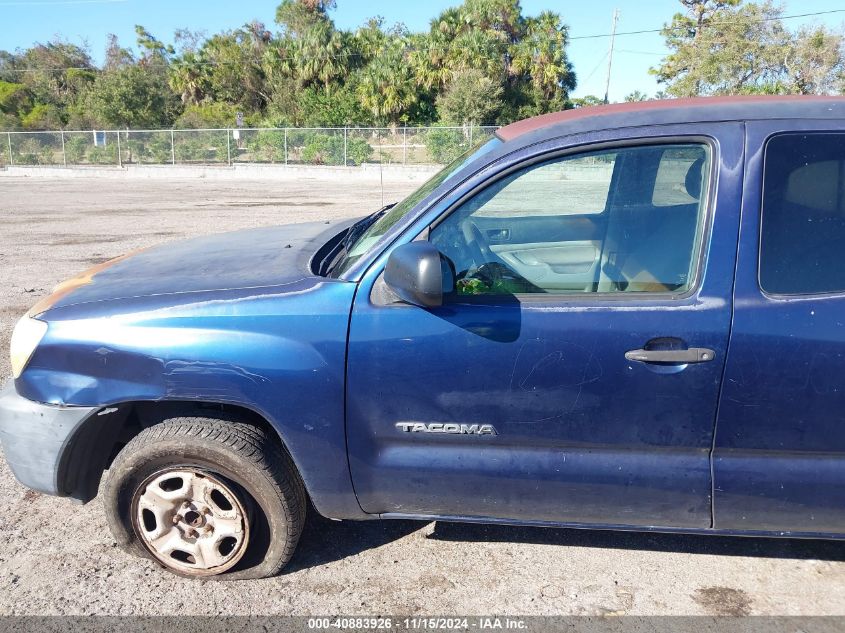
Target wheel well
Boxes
[125,401,279,442]
[70,400,296,504]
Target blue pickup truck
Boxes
[2,96,845,579]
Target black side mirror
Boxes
[384,242,455,308]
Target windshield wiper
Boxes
[342,203,396,251]
[323,203,396,276]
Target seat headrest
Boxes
[784,160,841,213]
[685,158,705,200]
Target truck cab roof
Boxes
[496,95,845,143]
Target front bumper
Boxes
[0,381,98,497]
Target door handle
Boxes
[486,228,511,242]
[625,347,715,364]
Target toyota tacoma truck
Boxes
[3,96,845,579]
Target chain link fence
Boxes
[0,126,498,169]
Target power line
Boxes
[581,50,609,84]
[0,0,126,5]
[1,7,843,74]
[568,8,845,41]
[616,49,666,56]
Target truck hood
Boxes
[30,220,353,314]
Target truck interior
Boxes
[430,143,710,297]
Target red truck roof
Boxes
[496,95,845,142]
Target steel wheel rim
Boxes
[131,467,250,576]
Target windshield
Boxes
[331,136,503,276]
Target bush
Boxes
[212,128,374,165]
[424,127,468,164]
[125,134,172,164]
[175,103,243,129]
[86,143,118,165]
[13,137,55,165]
[174,133,222,163]
[300,133,344,165]
[65,135,122,165]
[299,132,373,166]
[249,129,286,163]
[64,135,89,164]
[0,111,21,131]
[347,137,373,165]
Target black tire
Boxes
[103,415,306,580]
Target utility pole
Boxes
[604,8,620,105]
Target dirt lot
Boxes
[0,175,843,616]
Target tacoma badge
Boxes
[395,422,498,436]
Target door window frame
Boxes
[425,135,719,303]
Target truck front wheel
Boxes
[103,416,306,579]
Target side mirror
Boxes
[384,242,454,308]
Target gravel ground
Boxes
[0,175,843,616]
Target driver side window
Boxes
[430,143,710,296]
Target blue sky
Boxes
[0,0,843,102]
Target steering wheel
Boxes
[460,219,493,267]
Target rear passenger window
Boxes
[760,133,845,295]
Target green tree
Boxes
[462,0,524,39]
[654,0,845,96]
[0,43,97,128]
[408,9,461,91]
[199,29,269,110]
[411,1,575,123]
[0,51,20,83]
[175,102,242,128]
[20,41,95,107]
[301,83,371,126]
[82,64,179,128]
[510,11,576,114]
[570,95,604,108]
[103,34,134,70]
[274,2,351,91]
[169,51,207,106]
[356,35,418,125]
[624,90,649,102]
[0,81,29,129]
[2,0,588,130]
[275,0,336,38]
[436,69,503,124]
[0,81,30,115]
[782,26,845,95]
[20,103,63,129]
[652,0,789,96]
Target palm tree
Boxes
[357,37,418,125]
[448,28,508,79]
[288,20,349,91]
[169,51,206,105]
[408,32,450,91]
[511,11,575,108]
[410,7,464,90]
[462,0,525,43]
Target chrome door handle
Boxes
[625,348,715,364]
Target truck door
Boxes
[347,124,743,528]
[714,122,845,534]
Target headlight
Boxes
[10,316,48,379]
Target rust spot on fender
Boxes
[28,248,147,316]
